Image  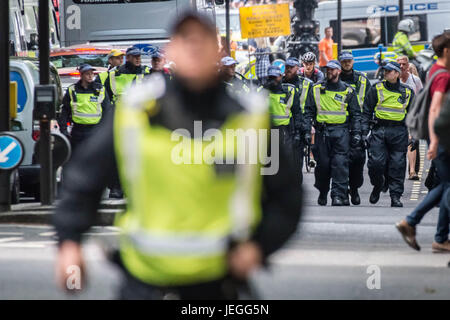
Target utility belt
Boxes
[72,122,100,131]
[314,121,349,132]
[372,118,405,128]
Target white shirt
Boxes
[401,73,423,94]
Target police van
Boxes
[315,0,450,77]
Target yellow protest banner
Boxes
[239,3,291,39]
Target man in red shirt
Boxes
[396,31,450,253]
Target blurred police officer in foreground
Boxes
[53,12,302,300]
[283,57,313,181]
[220,56,249,94]
[339,51,371,205]
[105,46,151,103]
[304,60,362,206]
[362,61,415,207]
[264,65,304,184]
[95,49,125,86]
[58,64,111,152]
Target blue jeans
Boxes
[406,146,450,243]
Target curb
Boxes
[0,200,126,225]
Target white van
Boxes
[315,0,450,76]
[10,58,63,201]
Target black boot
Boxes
[369,186,382,204]
[391,197,403,207]
[109,188,124,199]
[349,188,361,205]
[318,192,327,206]
[332,197,344,206]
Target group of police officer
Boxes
[221,49,415,208]
[58,46,169,198]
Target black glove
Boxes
[351,134,362,149]
[304,133,312,146]
[408,138,419,151]
[362,135,369,150]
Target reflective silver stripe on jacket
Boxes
[110,71,117,95]
[299,80,309,111]
[314,86,349,116]
[357,76,366,108]
[127,231,228,256]
[375,83,408,114]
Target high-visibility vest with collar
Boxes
[98,66,117,86]
[109,66,150,101]
[295,77,311,113]
[113,76,269,286]
[393,31,415,58]
[345,72,367,111]
[313,84,353,124]
[68,84,105,125]
[269,83,296,126]
[374,81,411,121]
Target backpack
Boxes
[406,69,447,140]
[434,92,450,151]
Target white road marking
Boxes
[0,232,23,236]
[0,237,23,243]
[39,232,56,237]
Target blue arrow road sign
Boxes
[0,134,24,170]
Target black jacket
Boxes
[58,80,111,136]
[303,79,362,133]
[53,75,303,261]
[362,79,415,134]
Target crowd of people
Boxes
[52,11,450,299]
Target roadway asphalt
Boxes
[0,142,448,299]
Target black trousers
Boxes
[274,125,303,185]
[349,146,366,191]
[312,125,350,198]
[111,251,242,300]
[367,125,408,198]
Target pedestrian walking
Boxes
[396,32,450,252]
[95,49,125,86]
[104,46,151,104]
[397,55,423,181]
[304,60,362,206]
[318,27,334,73]
[282,56,313,183]
[53,12,302,300]
[58,64,111,153]
[339,51,371,205]
[363,61,415,207]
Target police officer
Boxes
[304,60,362,206]
[148,50,172,78]
[105,46,151,103]
[58,63,111,152]
[265,65,304,183]
[393,19,417,60]
[362,61,415,207]
[220,56,250,94]
[53,12,302,300]
[339,50,371,205]
[95,49,125,86]
[283,56,313,179]
[300,52,325,84]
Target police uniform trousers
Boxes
[312,124,350,198]
[349,146,366,192]
[274,125,303,185]
[367,124,408,198]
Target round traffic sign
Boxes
[34,132,71,169]
[0,133,24,171]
